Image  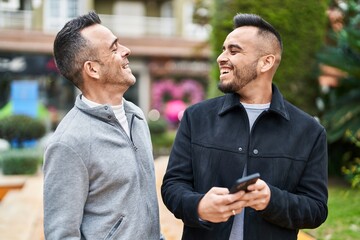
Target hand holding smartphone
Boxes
[229,173,260,194]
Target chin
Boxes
[218,83,236,93]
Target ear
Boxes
[259,54,276,73]
[83,60,100,79]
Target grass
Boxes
[304,177,360,240]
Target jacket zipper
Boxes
[129,114,138,151]
[104,216,123,240]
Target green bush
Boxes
[0,114,46,148]
[148,118,176,157]
[151,130,177,158]
[341,130,360,188]
[1,149,42,175]
[208,0,328,115]
[148,118,168,135]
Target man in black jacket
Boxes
[161,13,328,240]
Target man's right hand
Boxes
[197,187,247,223]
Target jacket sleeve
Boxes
[259,129,328,229]
[161,110,212,229]
[43,142,89,239]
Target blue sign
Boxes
[11,80,38,117]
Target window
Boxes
[43,0,79,32]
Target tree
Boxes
[317,0,360,187]
[318,0,360,143]
[208,0,328,115]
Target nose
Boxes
[217,51,227,65]
[120,45,131,57]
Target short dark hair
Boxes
[233,13,283,53]
[53,11,101,88]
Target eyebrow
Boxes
[109,38,118,50]
[226,44,242,50]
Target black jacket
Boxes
[161,85,328,240]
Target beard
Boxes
[218,60,258,93]
[101,66,136,87]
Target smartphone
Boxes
[229,173,260,194]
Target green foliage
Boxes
[342,157,360,188]
[148,118,168,135]
[0,114,46,148]
[148,118,176,157]
[341,130,360,188]
[317,0,360,186]
[318,0,360,143]
[209,0,328,114]
[151,130,176,158]
[151,130,176,149]
[1,149,42,175]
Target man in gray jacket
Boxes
[43,11,160,239]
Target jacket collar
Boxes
[75,95,143,121]
[218,84,290,120]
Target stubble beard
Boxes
[102,67,136,87]
[218,61,258,94]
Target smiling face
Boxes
[217,27,262,94]
[81,24,136,88]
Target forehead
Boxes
[81,24,116,48]
[224,26,259,47]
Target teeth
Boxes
[220,67,230,74]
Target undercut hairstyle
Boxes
[233,13,283,54]
[53,11,101,89]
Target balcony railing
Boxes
[99,14,176,37]
[0,10,209,40]
[0,10,33,30]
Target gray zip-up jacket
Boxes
[43,95,160,240]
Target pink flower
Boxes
[164,100,187,123]
[152,78,205,111]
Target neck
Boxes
[82,84,127,106]
[238,81,272,104]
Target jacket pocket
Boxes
[103,216,124,240]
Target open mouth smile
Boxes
[122,63,129,69]
[220,67,232,76]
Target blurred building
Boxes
[0,0,211,128]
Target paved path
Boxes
[0,172,44,240]
[155,156,183,239]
